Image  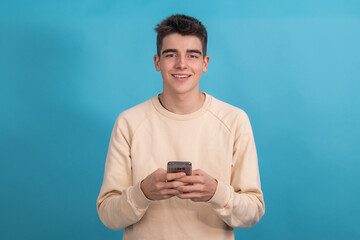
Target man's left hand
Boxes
[176,169,218,202]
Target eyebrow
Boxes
[162,49,177,55]
[161,49,203,55]
[187,49,202,55]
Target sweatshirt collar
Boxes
[151,92,212,121]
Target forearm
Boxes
[211,111,265,228]
[208,181,265,228]
[97,181,151,230]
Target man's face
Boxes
[154,33,209,96]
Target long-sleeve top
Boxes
[97,93,265,240]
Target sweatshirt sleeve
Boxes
[96,116,151,230]
[208,113,265,228]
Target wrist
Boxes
[211,178,218,196]
[207,181,231,208]
[140,179,148,198]
[130,181,152,208]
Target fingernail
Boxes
[180,172,185,176]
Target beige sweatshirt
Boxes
[97,93,265,240]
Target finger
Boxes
[177,192,203,199]
[176,176,205,184]
[191,198,205,202]
[159,188,182,196]
[162,195,174,200]
[192,169,204,175]
[166,172,186,181]
[164,180,187,189]
[177,184,204,193]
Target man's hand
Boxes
[140,168,186,200]
[176,169,218,202]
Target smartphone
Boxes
[167,161,192,176]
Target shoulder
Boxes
[207,95,252,134]
[114,96,157,131]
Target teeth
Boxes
[173,75,190,78]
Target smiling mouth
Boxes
[172,74,192,78]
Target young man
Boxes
[97,14,265,239]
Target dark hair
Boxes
[154,14,208,57]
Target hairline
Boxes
[158,34,206,58]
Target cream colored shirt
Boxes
[97,93,265,239]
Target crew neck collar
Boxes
[151,92,212,121]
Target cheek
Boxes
[195,64,205,74]
[160,61,173,72]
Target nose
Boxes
[175,55,187,69]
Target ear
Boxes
[202,55,210,73]
[154,54,161,71]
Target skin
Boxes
[141,33,218,202]
[154,33,210,114]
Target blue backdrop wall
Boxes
[1,0,359,239]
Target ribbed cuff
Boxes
[208,180,232,209]
[129,181,152,209]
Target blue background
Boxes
[1,0,360,239]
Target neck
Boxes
[159,91,205,114]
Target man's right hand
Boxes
[140,168,186,200]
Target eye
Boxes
[165,54,176,58]
[188,54,199,59]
